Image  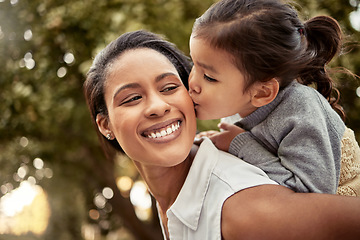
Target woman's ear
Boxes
[250,78,279,107]
[96,114,113,139]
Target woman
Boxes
[84,30,360,240]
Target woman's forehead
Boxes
[108,48,177,77]
[118,48,174,67]
[104,48,181,96]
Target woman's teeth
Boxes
[147,121,180,139]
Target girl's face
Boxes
[189,36,257,120]
[97,48,197,167]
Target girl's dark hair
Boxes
[193,0,345,119]
[84,30,192,152]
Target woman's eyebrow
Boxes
[113,83,140,100]
[155,72,178,83]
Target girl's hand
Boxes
[194,130,220,145]
[195,130,220,139]
[210,122,245,152]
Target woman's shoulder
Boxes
[198,139,278,193]
[193,139,277,194]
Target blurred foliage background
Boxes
[0,0,359,239]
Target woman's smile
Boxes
[142,119,182,142]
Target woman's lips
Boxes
[142,120,181,139]
[145,121,181,139]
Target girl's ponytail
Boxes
[300,16,345,119]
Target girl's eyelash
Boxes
[203,74,217,82]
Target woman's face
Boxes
[97,48,197,167]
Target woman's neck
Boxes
[134,144,198,239]
[134,144,198,211]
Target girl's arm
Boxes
[222,184,360,240]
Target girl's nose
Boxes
[144,94,171,118]
[188,68,201,94]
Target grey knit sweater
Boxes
[229,81,345,193]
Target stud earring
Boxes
[106,133,111,140]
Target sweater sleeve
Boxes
[229,132,312,193]
[229,85,345,194]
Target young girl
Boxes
[189,0,360,195]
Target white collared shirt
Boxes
[159,138,277,240]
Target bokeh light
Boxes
[17,165,28,179]
[89,209,100,221]
[43,168,53,178]
[33,157,44,170]
[24,29,33,41]
[57,66,67,78]
[19,136,29,147]
[93,193,106,209]
[0,181,38,217]
[130,181,152,221]
[116,176,133,195]
[0,183,14,195]
[20,52,36,70]
[0,182,50,235]
[64,52,75,65]
[102,187,114,200]
[350,10,360,31]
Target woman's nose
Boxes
[144,94,171,118]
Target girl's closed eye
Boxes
[203,74,218,82]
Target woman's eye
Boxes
[161,84,179,93]
[121,95,142,105]
[203,74,218,82]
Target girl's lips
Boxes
[192,99,199,109]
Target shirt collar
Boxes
[167,138,218,230]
